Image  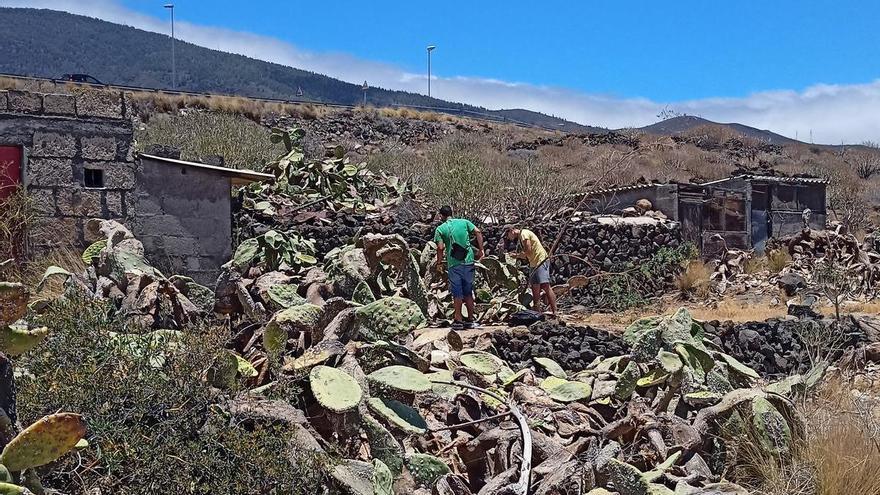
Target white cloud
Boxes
[3,0,880,144]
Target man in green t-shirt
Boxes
[434,205,485,330]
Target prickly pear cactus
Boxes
[751,397,792,456]
[354,297,426,342]
[232,238,260,270]
[324,246,371,296]
[362,415,404,476]
[367,398,428,434]
[206,351,239,389]
[81,239,107,265]
[546,380,593,403]
[405,453,450,487]
[310,365,363,413]
[0,413,86,472]
[459,351,503,375]
[264,303,323,353]
[0,482,29,494]
[0,325,48,357]
[404,252,428,315]
[534,357,567,379]
[606,459,675,495]
[0,283,28,327]
[352,281,376,305]
[265,284,306,310]
[367,366,431,394]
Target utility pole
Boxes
[426,45,436,97]
[362,81,368,106]
[164,4,176,89]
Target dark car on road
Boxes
[58,74,103,85]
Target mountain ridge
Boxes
[0,7,595,132]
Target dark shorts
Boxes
[448,263,475,299]
[529,259,551,285]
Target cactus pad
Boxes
[656,350,683,374]
[207,351,239,389]
[405,453,450,487]
[373,459,393,495]
[717,352,759,379]
[367,365,431,394]
[614,361,641,400]
[459,351,503,375]
[354,297,426,342]
[352,281,376,305]
[546,380,592,403]
[310,365,363,413]
[751,397,791,456]
[363,415,404,476]
[367,398,428,434]
[81,239,107,265]
[534,357,567,379]
[264,303,323,353]
[0,465,9,483]
[0,483,27,494]
[0,283,28,327]
[265,284,306,310]
[0,325,48,357]
[282,340,345,373]
[0,413,86,471]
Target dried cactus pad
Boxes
[367,365,431,394]
[405,453,450,487]
[310,365,363,413]
[0,325,48,357]
[355,297,427,342]
[459,351,503,375]
[0,413,86,472]
[547,380,593,403]
[0,283,28,327]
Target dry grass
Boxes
[675,260,711,296]
[689,299,789,322]
[766,249,793,274]
[737,376,880,495]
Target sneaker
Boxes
[463,320,482,329]
[451,320,464,330]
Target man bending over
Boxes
[506,226,557,316]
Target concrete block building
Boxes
[0,89,271,284]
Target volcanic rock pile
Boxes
[703,317,865,377]
[491,321,629,372]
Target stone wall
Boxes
[132,157,234,285]
[0,89,134,251]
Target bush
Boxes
[135,111,285,171]
[766,249,792,274]
[17,294,329,494]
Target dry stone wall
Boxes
[0,89,134,252]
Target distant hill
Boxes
[636,115,799,145]
[0,7,593,132]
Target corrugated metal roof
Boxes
[139,153,274,186]
[701,174,828,185]
[582,182,661,196]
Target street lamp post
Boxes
[362,81,369,106]
[426,45,436,97]
[164,4,176,89]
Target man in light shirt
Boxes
[505,226,557,316]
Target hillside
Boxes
[637,115,799,145]
[0,7,592,131]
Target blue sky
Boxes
[5,0,880,142]
[116,0,880,101]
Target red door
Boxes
[0,146,22,201]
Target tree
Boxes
[843,141,880,179]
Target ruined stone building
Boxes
[0,89,271,284]
[585,174,828,255]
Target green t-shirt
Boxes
[434,218,476,267]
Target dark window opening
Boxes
[84,168,104,188]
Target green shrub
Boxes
[17,293,328,494]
